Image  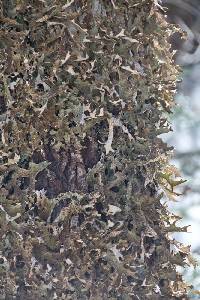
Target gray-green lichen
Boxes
[0,0,191,299]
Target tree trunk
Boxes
[0,0,190,299]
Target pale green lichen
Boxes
[0,0,191,299]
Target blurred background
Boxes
[162,0,200,296]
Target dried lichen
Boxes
[0,0,191,299]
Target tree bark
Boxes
[0,0,190,299]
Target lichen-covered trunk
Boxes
[0,0,189,299]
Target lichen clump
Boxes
[0,0,190,299]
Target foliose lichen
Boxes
[0,0,192,299]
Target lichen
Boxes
[0,0,191,299]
